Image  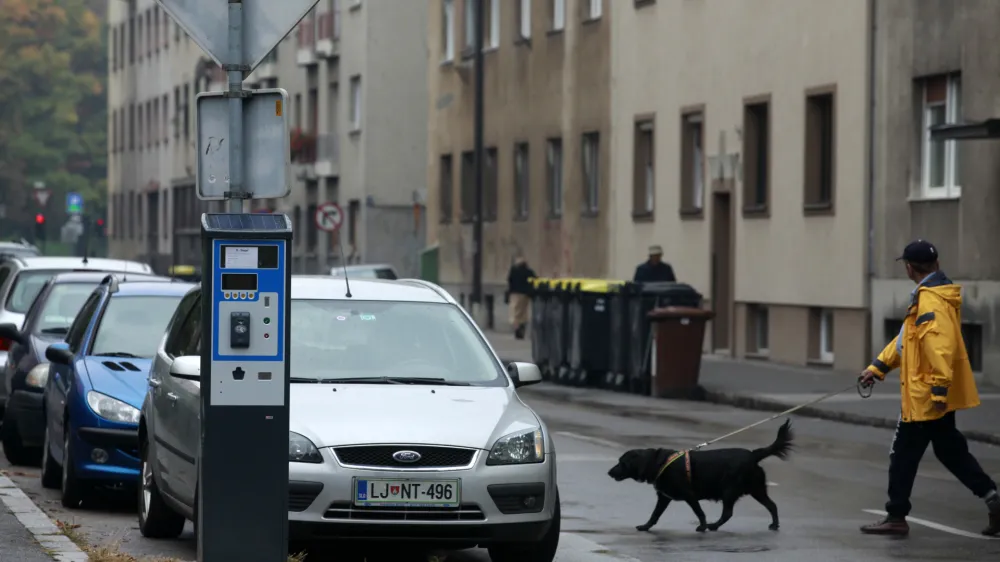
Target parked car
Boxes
[0,256,153,411]
[39,277,193,507]
[0,272,166,465]
[328,263,398,280]
[138,277,558,562]
[0,240,41,259]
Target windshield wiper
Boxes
[93,351,140,358]
[323,377,405,384]
[384,377,470,386]
[290,377,320,383]
[40,327,69,335]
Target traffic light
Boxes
[34,213,46,242]
[95,217,106,238]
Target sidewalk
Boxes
[486,330,1000,445]
[0,474,88,561]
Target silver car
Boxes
[329,263,398,280]
[137,277,559,561]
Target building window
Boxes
[546,138,563,218]
[485,147,498,221]
[439,154,453,223]
[137,104,144,150]
[111,27,118,70]
[805,90,836,212]
[128,104,135,150]
[162,94,169,143]
[920,73,961,199]
[810,308,834,364]
[129,16,135,63]
[586,0,602,19]
[742,100,770,214]
[460,150,475,221]
[111,112,118,153]
[442,0,455,61]
[551,0,565,31]
[518,0,531,39]
[488,0,500,48]
[154,8,160,52]
[514,142,529,219]
[747,304,769,356]
[128,192,135,239]
[183,83,190,140]
[633,118,655,216]
[582,132,599,214]
[349,75,361,131]
[464,0,476,50]
[680,111,704,214]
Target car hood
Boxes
[82,357,152,409]
[289,384,540,450]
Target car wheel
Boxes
[40,425,61,489]
[60,425,91,508]
[488,491,561,562]
[137,437,185,539]
[1,410,41,466]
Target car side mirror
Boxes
[45,342,74,365]
[169,355,201,381]
[0,323,25,346]
[508,362,542,388]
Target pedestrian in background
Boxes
[633,245,676,283]
[506,256,536,340]
[859,239,999,537]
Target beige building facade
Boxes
[108,0,428,276]
[609,0,873,369]
[427,0,612,329]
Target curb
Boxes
[701,389,1000,446]
[0,475,89,561]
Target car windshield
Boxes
[34,282,101,335]
[290,300,504,385]
[90,295,184,359]
[5,270,64,313]
[334,267,396,280]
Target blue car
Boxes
[39,275,194,508]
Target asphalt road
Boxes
[2,392,1000,561]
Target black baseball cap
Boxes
[896,239,938,264]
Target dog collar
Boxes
[656,450,692,483]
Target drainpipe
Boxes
[865,0,878,358]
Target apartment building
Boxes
[427,0,611,328]
[872,0,1000,385]
[108,0,428,276]
[609,0,872,369]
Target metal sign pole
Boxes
[226,0,248,212]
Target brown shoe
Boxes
[860,517,909,536]
[984,512,1000,537]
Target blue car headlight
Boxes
[86,391,140,424]
[289,432,323,463]
[487,428,544,466]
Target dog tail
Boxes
[750,419,793,464]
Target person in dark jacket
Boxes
[506,256,536,339]
[633,245,676,283]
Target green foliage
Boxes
[0,0,107,236]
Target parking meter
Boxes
[199,213,292,562]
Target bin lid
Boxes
[576,279,625,293]
[648,306,715,320]
[637,281,702,298]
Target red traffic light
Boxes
[35,213,45,225]
[96,218,105,226]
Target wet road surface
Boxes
[2,390,999,561]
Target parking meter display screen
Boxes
[221,273,258,292]
[220,245,278,269]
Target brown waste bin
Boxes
[647,306,715,399]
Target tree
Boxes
[0,0,106,239]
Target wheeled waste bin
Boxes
[566,279,624,387]
[626,282,703,395]
[530,278,552,379]
[648,306,715,399]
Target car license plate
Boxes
[354,478,460,508]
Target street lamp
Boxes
[471,0,485,315]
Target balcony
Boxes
[316,10,340,58]
[255,50,279,80]
[296,18,317,66]
[314,133,340,177]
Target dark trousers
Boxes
[887,411,997,517]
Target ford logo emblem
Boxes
[392,450,422,463]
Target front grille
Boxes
[333,445,476,469]
[324,501,485,521]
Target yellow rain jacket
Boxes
[867,271,980,422]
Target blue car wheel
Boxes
[60,425,92,508]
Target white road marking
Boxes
[556,532,642,561]
[862,509,997,540]
[0,475,90,560]
[555,431,624,450]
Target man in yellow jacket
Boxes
[859,240,999,537]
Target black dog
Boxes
[608,419,793,533]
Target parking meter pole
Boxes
[226,0,247,214]
[199,214,293,562]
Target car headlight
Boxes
[487,428,544,465]
[289,432,323,463]
[86,391,140,424]
[25,364,50,389]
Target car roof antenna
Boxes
[121,260,129,282]
[336,232,352,298]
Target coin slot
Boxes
[264,296,271,307]
[258,372,272,381]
